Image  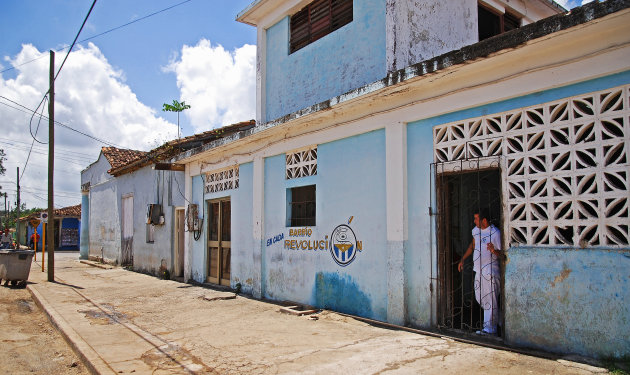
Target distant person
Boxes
[458,210,502,335]
[1,229,12,249]
[30,231,41,249]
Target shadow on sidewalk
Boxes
[50,280,85,290]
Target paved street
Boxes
[19,252,609,374]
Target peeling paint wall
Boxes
[81,154,120,263]
[405,70,630,357]
[505,248,630,358]
[386,0,477,72]
[88,180,120,262]
[264,0,386,122]
[405,121,435,328]
[190,175,206,283]
[262,130,388,320]
[230,162,255,294]
[116,166,185,276]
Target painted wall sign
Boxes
[276,217,363,265]
[266,233,284,246]
[329,216,362,266]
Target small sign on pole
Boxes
[40,212,48,223]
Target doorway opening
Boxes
[207,198,231,286]
[435,167,503,336]
[121,194,134,267]
[174,208,185,277]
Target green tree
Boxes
[162,100,191,139]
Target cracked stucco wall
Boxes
[505,248,630,359]
[264,0,386,122]
[386,0,477,72]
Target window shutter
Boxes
[331,0,352,30]
[310,0,331,42]
[290,7,310,53]
[290,0,353,53]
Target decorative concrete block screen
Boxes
[205,166,239,193]
[433,85,629,247]
[286,146,317,179]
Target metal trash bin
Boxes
[0,250,35,286]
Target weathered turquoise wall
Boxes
[262,130,388,320]
[265,0,386,121]
[405,121,435,328]
[505,248,630,358]
[405,71,630,357]
[230,162,255,293]
[190,175,206,282]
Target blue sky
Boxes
[0,0,257,209]
[0,0,591,209]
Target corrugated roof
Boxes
[109,120,255,176]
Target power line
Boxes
[0,97,123,148]
[23,0,97,185]
[0,139,96,161]
[0,138,95,158]
[0,0,194,75]
[54,1,98,81]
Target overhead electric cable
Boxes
[54,0,97,80]
[0,0,193,75]
[0,96,123,148]
[21,0,97,182]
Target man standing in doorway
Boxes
[458,210,502,335]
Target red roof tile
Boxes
[101,147,147,171]
[109,120,255,176]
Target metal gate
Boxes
[432,158,504,336]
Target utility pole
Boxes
[3,193,6,229]
[16,167,20,246]
[47,50,55,282]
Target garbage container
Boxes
[0,250,35,286]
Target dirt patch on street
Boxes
[0,283,89,375]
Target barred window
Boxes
[287,185,316,227]
[433,85,630,247]
[205,166,239,193]
[290,0,353,53]
[286,146,317,179]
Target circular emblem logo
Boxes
[329,224,358,266]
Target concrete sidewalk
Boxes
[26,254,608,375]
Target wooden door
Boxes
[207,199,231,286]
[121,195,134,267]
[175,209,185,277]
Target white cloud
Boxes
[0,43,177,208]
[165,39,256,133]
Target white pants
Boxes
[474,272,500,333]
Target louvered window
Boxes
[290,0,353,53]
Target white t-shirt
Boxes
[472,224,501,276]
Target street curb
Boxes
[27,284,116,375]
[79,260,114,269]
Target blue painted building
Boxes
[177,0,630,359]
[21,205,81,251]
